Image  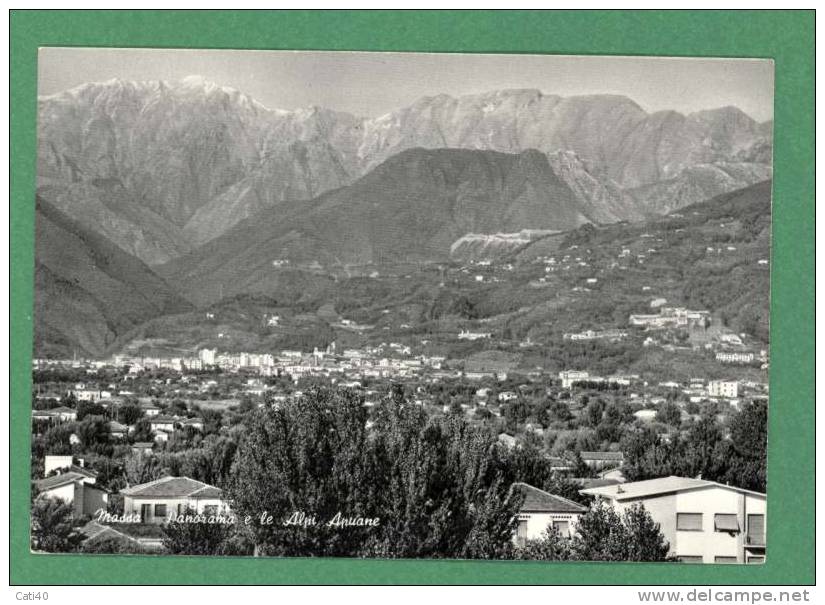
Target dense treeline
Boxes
[229,388,520,558]
[621,401,767,492]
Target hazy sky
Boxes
[38,48,774,122]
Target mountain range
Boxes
[37,77,772,264]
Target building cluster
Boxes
[563,329,628,342]
[60,343,451,382]
[35,445,765,565]
[512,469,766,564]
[629,307,711,330]
[557,370,639,389]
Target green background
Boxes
[10,10,814,585]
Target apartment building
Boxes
[708,380,739,399]
[581,476,766,564]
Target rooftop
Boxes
[512,482,587,514]
[120,476,223,499]
[580,475,766,501]
[34,471,86,491]
[581,451,625,461]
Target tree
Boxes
[583,398,606,428]
[117,402,144,426]
[676,414,732,482]
[620,428,676,482]
[167,399,189,417]
[74,416,110,447]
[570,501,630,561]
[81,535,145,554]
[200,409,224,435]
[621,503,672,561]
[228,388,520,558]
[548,399,573,424]
[130,418,154,442]
[123,452,164,487]
[161,507,236,555]
[725,401,767,492]
[596,403,627,443]
[30,495,83,553]
[237,396,257,414]
[656,402,682,427]
[512,526,571,560]
[514,501,671,562]
[41,423,75,455]
[76,400,106,421]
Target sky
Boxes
[38,48,774,122]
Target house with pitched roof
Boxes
[131,442,154,456]
[43,455,98,483]
[32,406,77,422]
[120,476,229,524]
[149,416,178,433]
[580,451,625,470]
[108,421,128,439]
[580,476,766,564]
[511,482,587,547]
[33,472,108,517]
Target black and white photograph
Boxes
[30,48,772,563]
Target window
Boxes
[154,504,167,518]
[678,556,703,564]
[677,513,703,531]
[714,513,740,532]
[515,518,529,547]
[552,520,570,537]
[747,514,765,545]
[747,556,765,565]
[714,556,738,564]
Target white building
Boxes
[633,409,658,423]
[121,476,231,524]
[458,330,492,341]
[512,483,587,546]
[559,370,590,389]
[716,352,755,364]
[581,476,766,564]
[198,349,217,365]
[33,472,108,518]
[708,380,739,399]
[43,455,97,482]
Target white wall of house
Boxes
[40,483,75,505]
[514,511,581,545]
[44,455,73,475]
[39,482,107,517]
[123,496,229,524]
[607,486,765,563]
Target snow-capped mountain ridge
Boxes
[37,77,772,264]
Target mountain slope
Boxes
[160,148,591,304]
[119,180,772,364]
[34,198,193,357]
[38,79,772,260]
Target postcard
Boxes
[31,48,772,563]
